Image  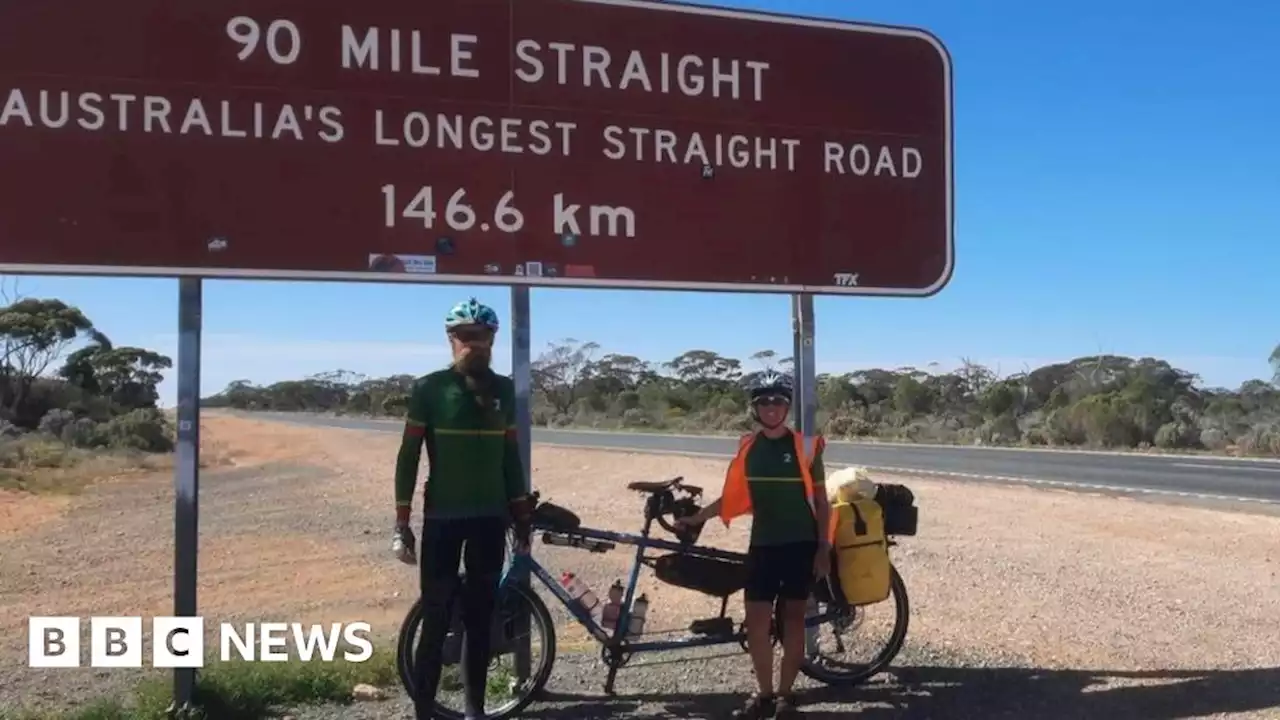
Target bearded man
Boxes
[391,297,532,720]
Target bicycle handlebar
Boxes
[523,486,703,545]
[648,487,704,545]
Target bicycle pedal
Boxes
[689,617,734,636]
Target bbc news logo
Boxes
[28,616,374,668]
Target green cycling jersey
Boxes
[394,367,525,518]
[745,429,826,546]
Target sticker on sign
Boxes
[0,0,953,296]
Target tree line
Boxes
[207,339,1280,458]
[0,290,175,474]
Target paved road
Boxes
[245,411,1280,506]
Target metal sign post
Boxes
[510,286,533,682]
[791,293,818,437]
[171,277,203,710]
[511,287,533,503]
[790,292,821,656]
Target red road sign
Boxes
[0,0,953,295]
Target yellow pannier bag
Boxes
[830,497,891,606]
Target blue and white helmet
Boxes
[444,298,500,331]
[748,369,793,402]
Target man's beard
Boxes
[455,348,492,378]
[456,348,499,425]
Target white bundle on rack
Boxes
[826,465,877,504]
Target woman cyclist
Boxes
[677,370,832,719]
[390,298,533,720]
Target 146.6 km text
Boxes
[381,186,637,239]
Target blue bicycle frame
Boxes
[497,509,836,654]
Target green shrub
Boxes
[978,413,1021,445]
[38,408,77,438]
[0,435,74,470]
[102,409,173,453]
[1022,426,1050,446]
[621,408,650,428]
[1153,421,1195,449]
[1237,423,1280,457]
[1199,427,1228,451]
[62,417,105,449]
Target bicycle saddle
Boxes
[627,476,702,495]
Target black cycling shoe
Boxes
[774,693,801,719]
[730,693,775,719]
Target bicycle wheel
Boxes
[798,563,910,686]
[397,580,557,720]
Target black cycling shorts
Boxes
[744,541,818,603]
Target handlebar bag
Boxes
[530,501,582,532]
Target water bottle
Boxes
[558,571,578,600]
[560,572,600,612]
[627,593,649,637]
[579,581,600,612]
[601,580,625,631]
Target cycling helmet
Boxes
[444,298,500,331]
[748,369,793,403]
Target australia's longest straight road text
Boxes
[244,411,1280,506]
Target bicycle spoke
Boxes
[435,637,548,716]
[399,582,556,720]
[817,602,893,666]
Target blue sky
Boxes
[8,0,1280,407]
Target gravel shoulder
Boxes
[2,415,1279,718]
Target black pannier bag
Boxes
[874,483,918,536]
[530,501,582,532]
[653,553,749,598]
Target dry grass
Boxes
[0,424,242,536]
[0,490,72,537]
[0,435,172,494]
[0,436,175,539]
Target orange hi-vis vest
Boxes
[718,429,837,544]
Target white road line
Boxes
[1170,462,1280,474]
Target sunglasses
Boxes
[753,395,790,407]
[450,327,494,343]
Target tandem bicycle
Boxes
[397,476,914,719]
